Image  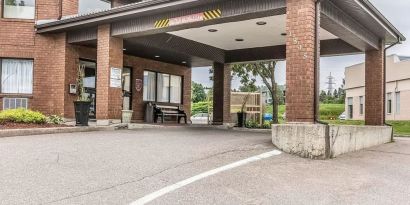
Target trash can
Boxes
[145,102,154,123]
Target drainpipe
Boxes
[314,0,326,124]
[315,0,331,159]
[58,0,63,20]
[383,36,401,141]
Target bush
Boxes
[192,101,211,115]
[245,120,259,129]
[0,109,47,124]
[47,115,64,124]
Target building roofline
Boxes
[359,0,406,42]
[35,0,406,44]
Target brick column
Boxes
[365,41,385,126]
[213,63,231,125]
[285,0,318,123]
[96,24,124,125]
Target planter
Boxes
[237,112,247,128]
[74,101,91,126]
[122,110,133,123]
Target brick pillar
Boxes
[365,41,385,126]
[285,0,317,123]
[213,63,231,125]
[96,24,124,125]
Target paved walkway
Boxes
[0,128,409,205]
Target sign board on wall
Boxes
[136,79,143,92]
[110,67,122,88]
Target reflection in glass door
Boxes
[80,60,97,119]
[122,67,132,110]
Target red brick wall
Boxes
[365,42,385,126]
[36,0,61,20]
[0,4,68,115]
[64,45,97,118]
[62,0,79,16]
[124,55,191,122]
[285,0,317,123]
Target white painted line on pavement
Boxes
[130,149,282,205]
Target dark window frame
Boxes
[142,69,183,105]
[386,92,392,114]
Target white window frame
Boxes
[359,96,364,115]
[386,93,392,114]
[1,58,34,94]
[3,0,36,19]
[3,98,28,110]
[395,92,400,115]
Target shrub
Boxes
[47,115,64,124]
[245,120,259,129]
[0,109,47,124]
[192,101,210,115]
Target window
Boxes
[3,98,28,110]
[143,71,156,101]
[387,93,392,114]
[143,70,183,103]
[347,97,353,119]
[3,0,35,19]
[359,96,364,115]
[79,0,111,14]
[170,75,182,103]
[1,59,33,94]
[157,73,170,103]
[395,92,400,115]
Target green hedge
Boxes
[192,101,211,115]
[0,109,47,124]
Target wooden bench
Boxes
[153,104,187,124]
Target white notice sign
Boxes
[110,67,122,88]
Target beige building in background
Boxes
[345,55,410,121]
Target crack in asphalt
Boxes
[40,144,272,205]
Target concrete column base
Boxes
[272,124,393,159]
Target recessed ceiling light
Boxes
[256,21,267,25]
[208,29,218,32]
[235,38,244,42]
[182,61,187,64]
[281,33,287,36]
[123,48,127,51]
[155,55,160,58]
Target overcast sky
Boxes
[192,0,410,91]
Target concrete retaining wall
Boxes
[329,125,392,157]
[272,124,329,159]
[272,124,393,159]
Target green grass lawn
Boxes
[265,104,410,136]
[324,120,410,136]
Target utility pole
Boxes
[325,72,336,94]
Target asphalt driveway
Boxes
[0,128,409,205]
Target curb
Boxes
[0,126,116,138]
[232,127,271,133]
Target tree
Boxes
[191,82,206,103]
[231,61,280,124]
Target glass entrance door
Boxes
[122,67,132,110]
[80,60,97,119]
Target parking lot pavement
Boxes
[0,128,409,205]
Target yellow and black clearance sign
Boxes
[154,9,222,29]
